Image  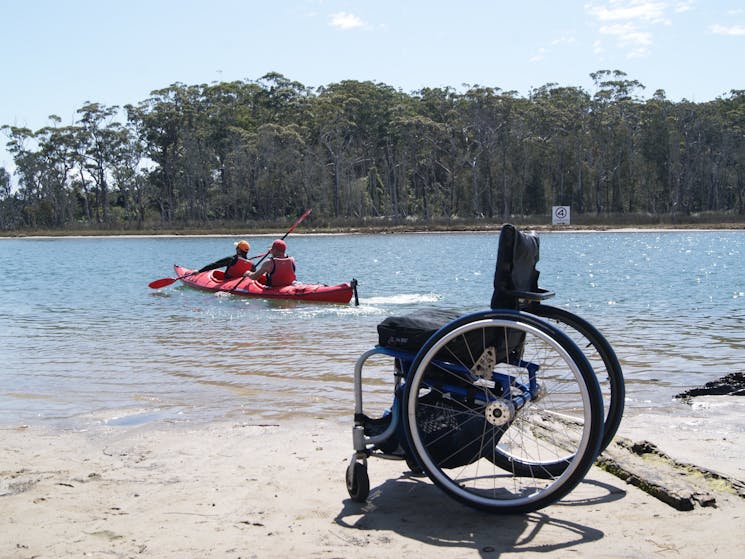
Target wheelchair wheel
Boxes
[402,310,604,514]
[346,460,370,502]
[525,303,625,453]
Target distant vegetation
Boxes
[2,70,744,233]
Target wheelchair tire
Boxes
[401,310,604,514]
[525,303,625,453]
[346,461,370,502]
[487,305,625,478]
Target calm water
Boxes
[1,230,743,430]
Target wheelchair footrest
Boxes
[360,413,406,456]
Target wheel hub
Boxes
[484,399,515,426]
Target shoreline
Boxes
[2,223,744,241]
[2,402,744,558]
[2,221,744,239]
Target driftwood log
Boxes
[597,437,745,511]
[595,372,744,510]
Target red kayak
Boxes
[173,265,358,305]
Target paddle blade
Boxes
[148,277,178,289]
[286,208,313,236]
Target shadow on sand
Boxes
[335,473,626,557]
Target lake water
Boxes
[1,230,743,430]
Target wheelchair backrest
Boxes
[376,223,553,363]
[490,223,553,310]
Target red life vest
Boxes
[267,256,296,287]
[225,257,253,279]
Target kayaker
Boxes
[243,239,296,287]
[198,240,254,279]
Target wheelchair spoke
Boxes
[402,311,604,514]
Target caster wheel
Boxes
[346,461,370,502]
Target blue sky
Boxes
[2,0,744,171]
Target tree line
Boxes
[2,70,744,232]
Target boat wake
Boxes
[363,293,440,305]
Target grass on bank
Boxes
[2,212,744,237]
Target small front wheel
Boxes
[346,461,370,502]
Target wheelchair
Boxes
[346,224,625,514]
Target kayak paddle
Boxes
[149,252,267,289]
[148,272,198,289]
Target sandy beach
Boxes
[2,399,744,559]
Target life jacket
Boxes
[267,256,296,287]
[225,257,253,279]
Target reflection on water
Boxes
[0,231,743,429]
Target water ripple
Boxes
[1,231,744,429]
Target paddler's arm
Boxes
[243,260,271,280]
[198,256,233,273]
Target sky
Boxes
[1,0,744,172]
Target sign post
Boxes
[552,206,570,225]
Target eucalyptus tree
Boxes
[529,85,592,214]
[74,103,133,225]
[309,79,405,218]
[460,86,527,219]
[107,123,148,228]
[697,99,729,212]
[0,167,9,199]
[457,85,495,217]
[127,89,175,223]
[250,123,308,218]
[719,90,745,214]
[4,119,79,228]
[2,125,39,226]
[179,89,217,223]
[519,96,551,215]
[318,80,407,218]
[127,83,203,223]
[0,166,19,230]
[410,86,462,219]
[312,83,361,217]
[199,80,260,221]
[374,94,420,219]
[255,72,313,125]
[589,70,645,215]
[664,98,707,218]
[237,73,315,217]
[637,90,674,215]
[673,97,731,215]
[391,111,451,220]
